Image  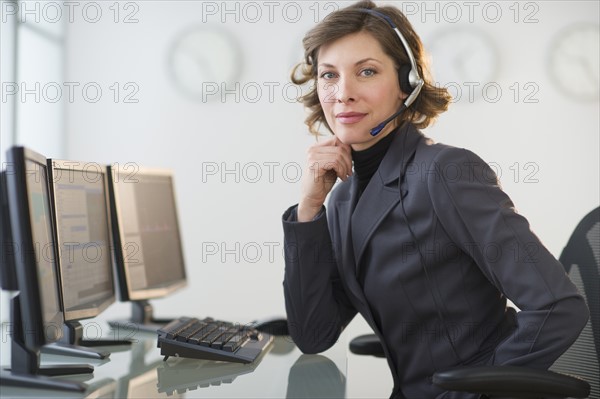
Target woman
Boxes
[281,1,589,398]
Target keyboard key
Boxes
[210,327,238,349]
[200,326,228,346]
[188,324,219,345]
[173,319,198,338]
[176,321,208,342]
[160,317,193,340]
[222,334,247,352]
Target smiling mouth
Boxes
[336,112,367,124]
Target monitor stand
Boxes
[43,320,133,360]
[109,300,175,334]
[0,295,91,392]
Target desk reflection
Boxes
[1,333,347,398]
[156,358,257,396]
[114,335,172,398]
[83,378,117,399]
[286,354,346,399]
[0,375,117,399]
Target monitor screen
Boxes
[5,147,63,346]
[26,159,62,329]
[108,168,186,301]
[49,160,116,321]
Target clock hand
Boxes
[179,42,216,83]
[194,57,215,83]
[453,50,471,82]
[574,56,599,87]
[180,42,213,79]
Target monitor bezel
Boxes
[107,166,187,302]
[5,146,64,347]
[47,159,117,322]
[1,170,19,291]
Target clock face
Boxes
[168,26,242,101]
[548,23,600,102]
[426,27,499,102]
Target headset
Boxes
[357,8,424,136]
[359,8,466,366]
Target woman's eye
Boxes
[320,71,336,79]
[361,68,376,77]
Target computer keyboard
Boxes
[157,317,273,364]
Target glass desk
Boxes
[0,325,348,398]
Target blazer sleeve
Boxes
[281,204,357,354]
[427,147,589,369]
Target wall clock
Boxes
[168,26,243,102]
[548,22,599,102]
[427,27,500,102]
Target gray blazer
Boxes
[282,123,589,399]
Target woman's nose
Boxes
[335,77,357,104]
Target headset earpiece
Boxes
[398,64,414,94]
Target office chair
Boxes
[349,207,599,398]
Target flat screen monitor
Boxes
[48,160,116,322]
[5,147,63,347]
[107,167,186,302]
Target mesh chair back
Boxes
[551,207,600,399]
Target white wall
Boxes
[64,0,599,304]
[3,1,598,397]
[0,2,65,327]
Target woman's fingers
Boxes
[299,135,354,221]
[307,139,353,180]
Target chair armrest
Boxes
[432,366,590,398]
[348,334,386,358]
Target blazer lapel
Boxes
[335,183,382,331]
[335,177,361,285]
[351,124,424,268]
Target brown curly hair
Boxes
[291,0,452,136]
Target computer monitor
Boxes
[0,146,92,391]
[45,159,131,355]
[49,159,116,320]
[107,167,187,332]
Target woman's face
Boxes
[317,30,405,151]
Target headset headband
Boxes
[357,8,424,108]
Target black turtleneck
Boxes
[352,128,398,196]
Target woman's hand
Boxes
[298,137,352,222]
